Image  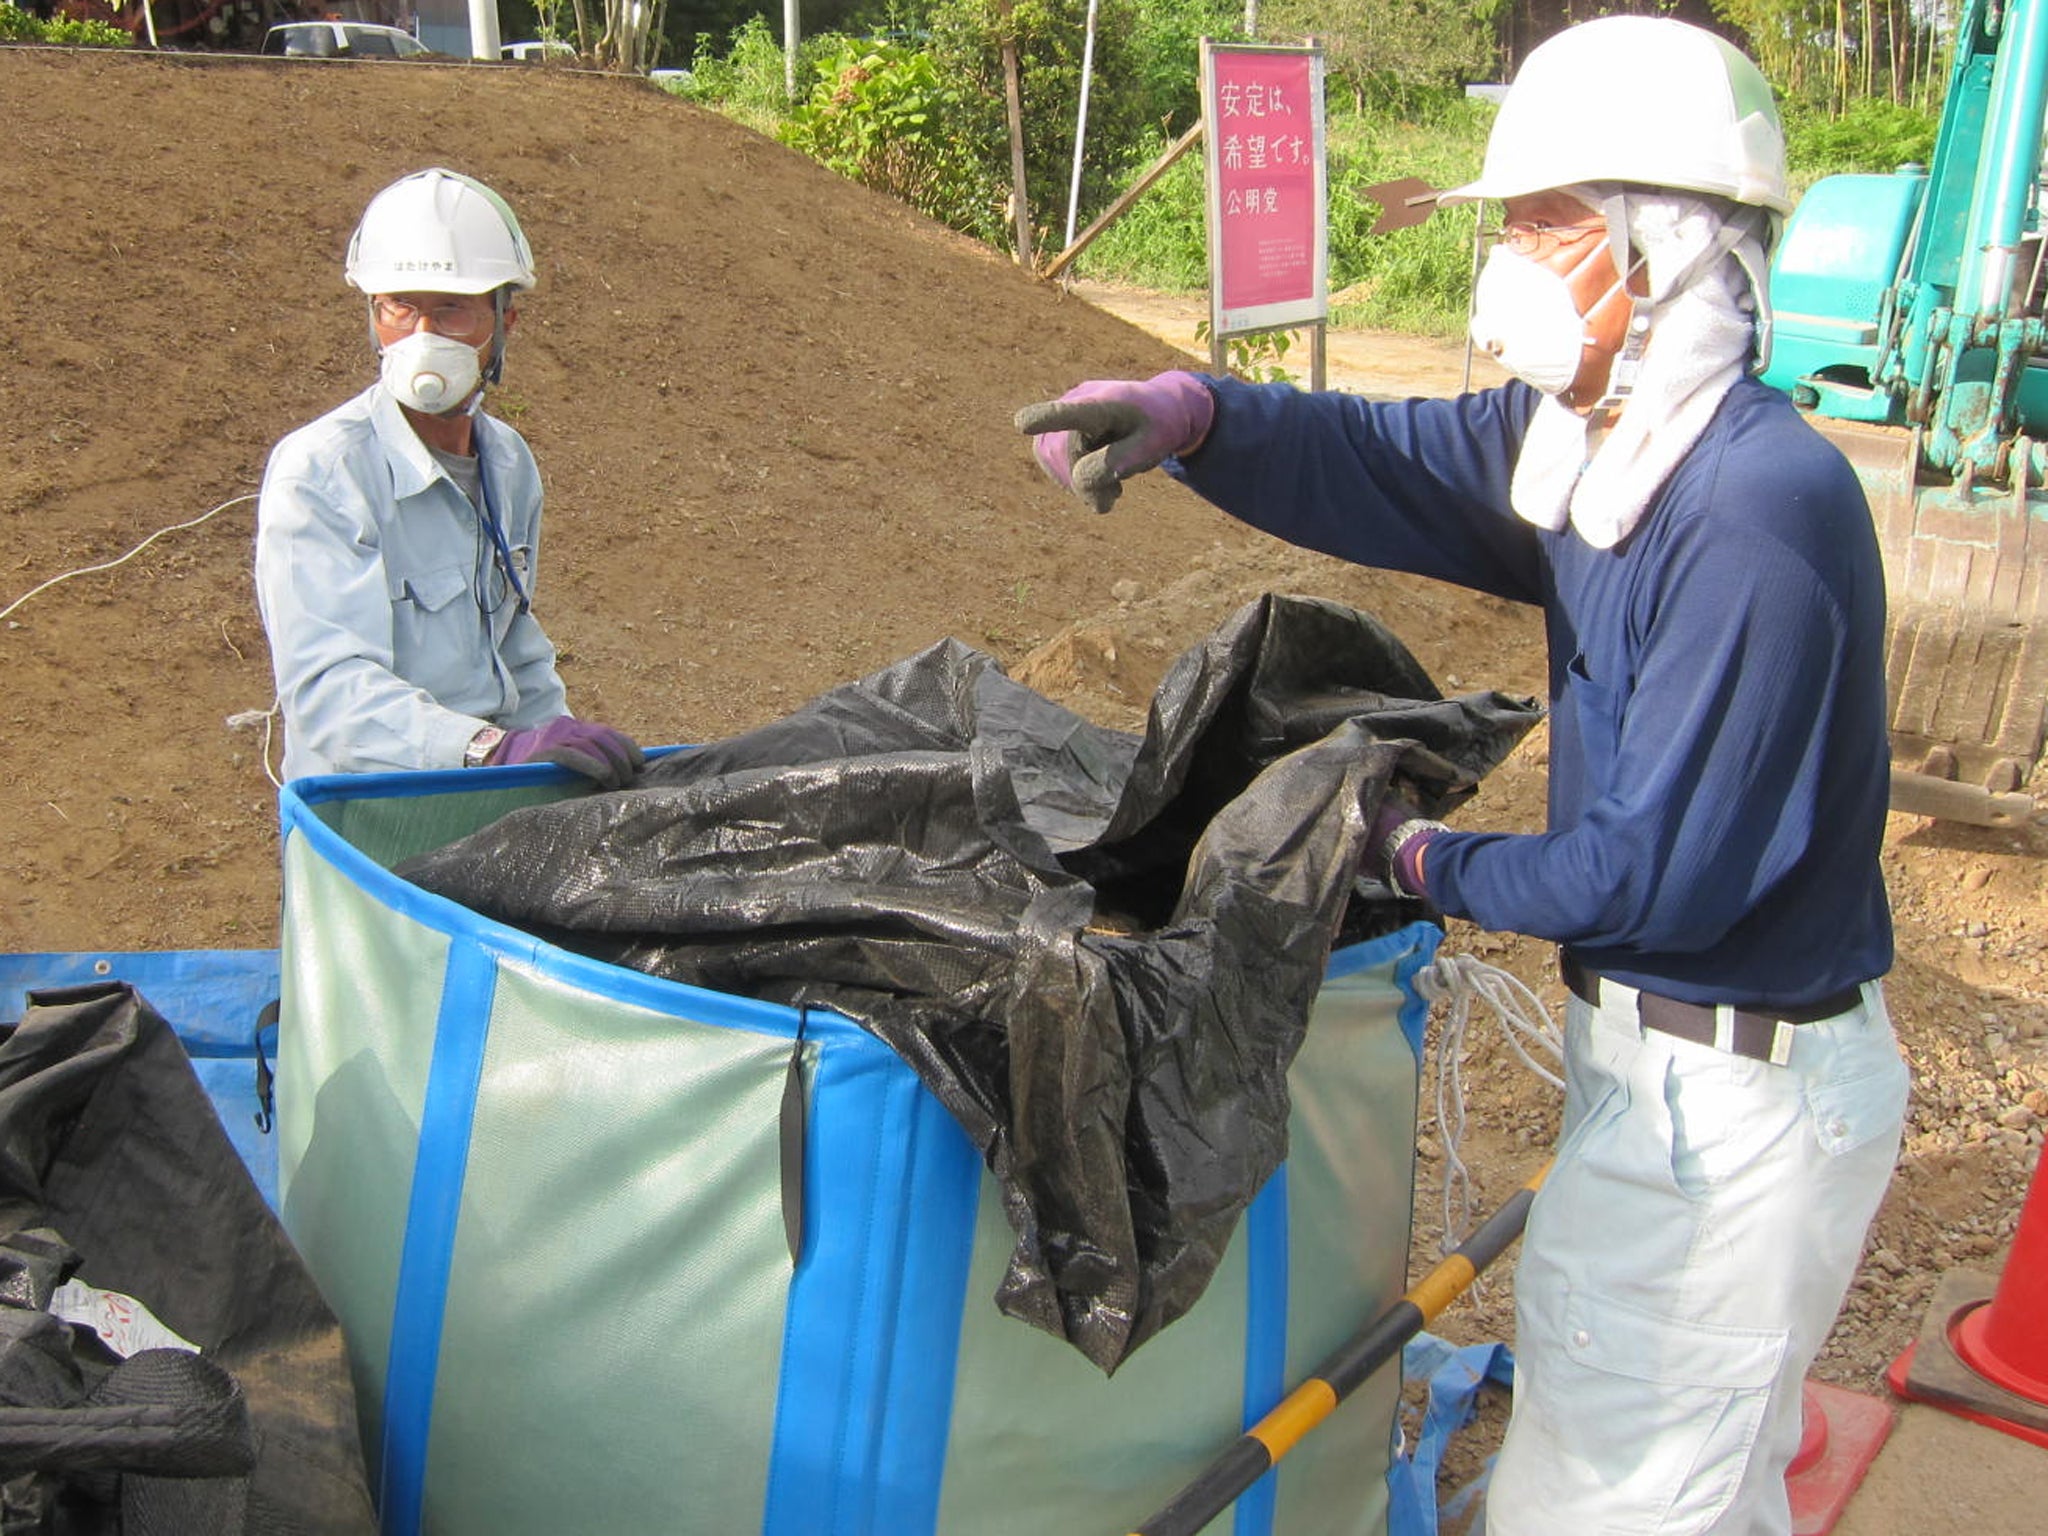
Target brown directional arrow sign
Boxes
[1358,176,1442,235]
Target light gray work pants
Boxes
[1486,980,1908,1536]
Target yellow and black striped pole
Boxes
[1128,1161,1550,1536]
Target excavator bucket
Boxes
[1816,419,2047,826]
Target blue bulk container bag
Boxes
[275,763,1435,1536]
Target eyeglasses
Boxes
[1480,220,1607,260]
[371,296,497,341]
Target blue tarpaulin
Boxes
[1390,1331,1515,1536]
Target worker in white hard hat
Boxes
[255,167,643,786]
[1017,17,1905,1535]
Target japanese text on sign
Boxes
[1202,43,1327,336]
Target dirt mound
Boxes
[2,47,1242,949]
[4,47,2046,1525]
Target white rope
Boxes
[0,494,256,624]
[226,702,284,789]
[1413,952,1565,1256]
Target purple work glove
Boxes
[1013,371,1216,514]
[1368,795,1446,899]
[490,717,645,789]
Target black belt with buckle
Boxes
[1559,954,1863,1066]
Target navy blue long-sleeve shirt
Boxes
[1168,375,1892,1007]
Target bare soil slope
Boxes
[3,47,2045,1527]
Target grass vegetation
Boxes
[675,16,1941,342]
[0,0,132,45]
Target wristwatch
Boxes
[1380,816,1446,862]
[464,726,507,768]
[1380,816,1449,890]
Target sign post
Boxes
[1199,41,1328,388]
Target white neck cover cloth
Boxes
[1508,188,1760,550]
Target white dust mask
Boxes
[380,331,483,414]
[1468,243,1617,397]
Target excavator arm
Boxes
[1765,0,2048,823]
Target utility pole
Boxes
[1063,0,1101,252]
[784,0,800,101]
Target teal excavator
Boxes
[1764,0,2048,825]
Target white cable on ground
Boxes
[1413,952,1565,1257]
[0,494,256,624]
[4,490,279,787]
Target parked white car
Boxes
[502,38,576,62]
[260,22,431,59]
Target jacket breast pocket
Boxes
[1563,651,1620,786]
[387,563,482,701]
[396,565,470,615]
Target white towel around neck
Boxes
[1507,192,1759,550]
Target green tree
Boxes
[598,0,669,69]
[1126,0,1245,131]
[1712,0,1950,110]
[0,0,131,45]
[780,35,997,230]
[494,0,903,69]
[1264,0,1505,113]
[926,0,1216,251]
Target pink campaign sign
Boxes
[1210,51,1318,312]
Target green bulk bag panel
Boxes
[274,766,1434,1536]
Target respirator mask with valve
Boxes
[379,331,485,416]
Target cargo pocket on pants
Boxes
[1535,1286,1786,1535]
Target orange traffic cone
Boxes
[1786,1380,1894,1536]
[1887,1142,2048,1448]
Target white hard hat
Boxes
[344,168,537,296]
[1439,17,1790,217]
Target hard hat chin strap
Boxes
[1585,189,1650,430]
[1585,298,1653,433]
[1583,189,1773,428]
[482,288,510,388]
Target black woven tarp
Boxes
[399,595,1541,1370]
[0,983,377,1533]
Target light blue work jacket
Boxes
[255,384,567,779]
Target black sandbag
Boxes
[398,594,1541,1371]
[0,983,377,1534]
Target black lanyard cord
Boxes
[470,438,531,616]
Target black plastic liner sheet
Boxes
[398,595,1541,1371]
[0,984,378,1533]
